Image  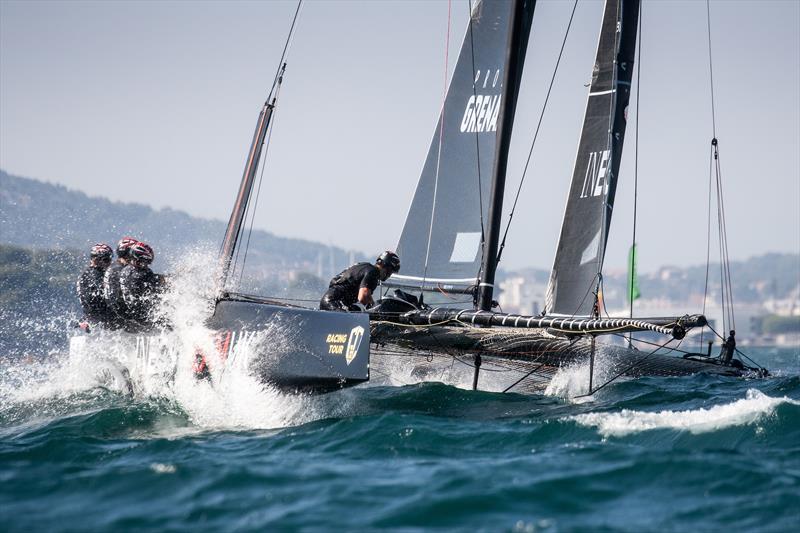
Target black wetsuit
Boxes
[77,265,112,325]
[320,262,380,311]
[103,261,128,329]
[720,331,737,364]
[119,264,163,331]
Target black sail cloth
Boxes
[545,0,639,317]
[393,0,520,292]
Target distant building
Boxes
[498,276,545,315]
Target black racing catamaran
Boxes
[366,0,766,393]
[74,11,371,394]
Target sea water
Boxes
[1,257,798,531]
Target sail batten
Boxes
[545,0,640,317]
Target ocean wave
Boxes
[570,388,799,437]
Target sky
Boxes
[1,0,798,273]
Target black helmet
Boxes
[90,243,113,261]
[376,251,400,273]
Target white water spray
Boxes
[571,389,799,437]
[2,246,329,432]
[544,353,615,401]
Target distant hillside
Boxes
[0,244,83,355]
[0,243,331,356]
[600,253,800,305]
[0,170,362,275]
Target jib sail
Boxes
[393,0,521,292]
[544,0,639,316]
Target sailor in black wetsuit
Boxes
[720,330,737,364]
[104,236,138,329]
[76,243,114,329]
[119,242,165,331]
[320,251,400,311]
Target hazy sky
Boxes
[1,0,798,273]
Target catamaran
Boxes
[72,0,766,396]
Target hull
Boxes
[370,322,747,394]
[208,299,370,393]
[69,299,370,395]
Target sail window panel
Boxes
[580,229,601,266]
[450,232,483,263]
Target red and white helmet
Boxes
[90,243,113,261]
[116,236,138,259]
[129,242,154,264]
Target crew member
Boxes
[104,236,137,328]
[119,242,166,331]
[320,251,400,311]
[720,329,736,364]
[76,243,114,328]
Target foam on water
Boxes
[571,389,799,437]
[544,353,616,402]
[370,350,527,393]
[1,247,323,433]
[148,247,313,430]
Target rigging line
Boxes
[226,1,303,288]
[714,146,736,330]
[503,363,544,393]
[600,273,611,318]
[629,3,643,346]
[705,0,717,138]
[265,0,303,106]
[610,333,696,355]
[701,142,713,348]
[717,152,736,330]
[238,66,287,283]
[238,99,281,286]
[594,0,624,293]
[421,0,452,294]
[233,82,281,287]
[705,0,738,334]
[563,271,602,320]
[575,336,680,398]
[466,0,486,278]
[704,322,727,343]
[230,181,253,287]
[734,348,766,372]
[714,151,729,332]
[496,0,579,265]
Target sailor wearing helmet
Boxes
[103,236,138,329]
[320,251,400,311]
[76,243,114,328]
[119,242,165,331]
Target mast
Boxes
[218,64,285,294]
[478,0,536,311]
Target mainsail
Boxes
[393,0,525,292]
[544,0,639,317]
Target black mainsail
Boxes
[544,0,640,317]
[393,0,533,293]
